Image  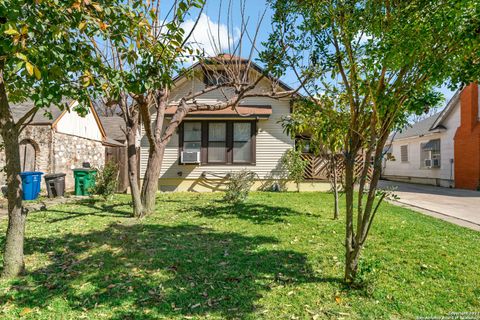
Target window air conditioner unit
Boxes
[181,151,200,164]
[424,159,432,168]
[432,158,440,168]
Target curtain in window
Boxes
[233,122,251,163]
[208,122,226,162]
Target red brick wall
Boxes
[454,83,480,190]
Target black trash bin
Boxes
[44,173,66,198]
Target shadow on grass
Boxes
[188,200,305,224]
[2,221,339,319]
[44,198,133,223]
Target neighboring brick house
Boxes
[383,83,480,190]
[0,100,122,190]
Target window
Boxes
[420,139,441,168]
[400,145,408,162]
[295,136,311,154]
[208,122,227,163]
[233,122,252,163]
[183,122,202,152]
[180,121,256,164]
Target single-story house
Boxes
[139,56,329,192]
[0,100,123,190]
[383,83,480,190]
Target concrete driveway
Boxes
[379,180,480,231]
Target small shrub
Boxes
[91,161,119,200]
[223,170,257,204]
[281,149,308,191]
[353,259,382,294]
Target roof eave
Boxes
[429,90,461,130]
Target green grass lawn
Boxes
[0,192,478,319]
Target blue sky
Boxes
[179,0,456,106]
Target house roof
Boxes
[100,116,126,142]
[11,101,67,125]
[11,99,124,147]
[392,90,462,141]
[394,113,442,140]
[173,54,297,94]
[430,90,461,130]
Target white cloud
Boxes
[181,13,240,59]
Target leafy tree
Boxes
[0,0,133,278]
[266,0,480,283]
[86,0,205,218]
[136,1,300,216]
[283,97,348,218]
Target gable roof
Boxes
[12,101,67,125]
[394,113,442,140]
[100,116,126,142]
[392,90,461,141]
[430,90,461,130]
[173,55,297,94]
[11,99,124,147]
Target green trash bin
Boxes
[73,168,97,196]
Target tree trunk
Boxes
[343,152,357,284]
[125,111,144,218]
[345,245,361,283]
[140,144,165,214]
[0,66,26,278]
[332,156,339,220]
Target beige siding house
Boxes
[139,61,326,192]
[384,83,480,190]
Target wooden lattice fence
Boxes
[301,153,373,182]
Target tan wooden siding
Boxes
[139,76,294,180]
[55,102,103,142]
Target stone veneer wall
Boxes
[52,132,105,189]
[0,125,53,186]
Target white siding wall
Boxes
[55,103,103,142]
[140,76,294,180]
[383,102,460,186]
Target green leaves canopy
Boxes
[266,0,480,133]
[0,0,133,115]
[283,97,348,157]
[91,0,206,102]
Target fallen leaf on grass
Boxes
[19,307,32,316]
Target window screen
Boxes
[400,145,408,162]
